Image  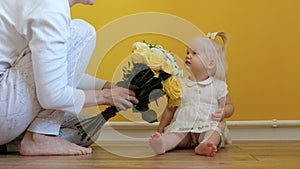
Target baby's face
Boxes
[184,48,208,76]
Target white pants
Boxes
[0,19,96,148]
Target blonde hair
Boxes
[188,32,229,81]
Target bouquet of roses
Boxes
[75,41,182,141]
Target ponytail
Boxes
[206,32,229,81]
[207,32,229,49]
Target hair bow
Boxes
[206,32,218,40]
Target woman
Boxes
[0,0,138,156]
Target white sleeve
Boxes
[77,74,107,90]
[29,11,84,114]
[216,80,228,99]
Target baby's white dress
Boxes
[164,76,232,146]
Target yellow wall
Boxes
[71,0,300,121]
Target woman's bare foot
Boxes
[148,132,165,155]
[20,131,92,156]
[194,142,217,157]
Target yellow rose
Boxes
[131,53,147,64]
[163,76,181,107]
[132,42,150,52]
[168,98,181,107]
[134,45,150,53]
[161,61,173,75]
[131,42,151,64]
[145,50,165,72]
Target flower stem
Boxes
[75,106,118,141]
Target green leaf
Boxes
[128,61,131,68]
[129,84,140,90]
[141,109,158,123]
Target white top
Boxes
[0,0,103,114]
[164,76,228,133]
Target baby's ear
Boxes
[208,60,216,69]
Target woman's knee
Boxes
[67,19,96,67]
[70,19,96,41]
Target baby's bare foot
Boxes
[194,142,217,157]
[148,132,165,155]
[20,131,92,156]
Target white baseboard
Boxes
[97,120,300,142]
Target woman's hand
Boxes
[98,87,139,110]
[83,87,138,110]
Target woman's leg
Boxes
[57,19,98,147]
[59,113,95,147]
[27,19,96,136]
[0,48,40,146]
[20,19,96,155]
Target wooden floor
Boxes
[1,141,300,169]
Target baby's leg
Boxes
[148,132,165,154]
[194,130,220,157]
[148,132,187,155]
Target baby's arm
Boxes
[222,95,234,119]
[157,106,176,133]
[212,95,234,121]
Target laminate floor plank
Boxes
[1,141,300,169]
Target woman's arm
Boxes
[102,81,113,89]
[77,74,107,90]
[83,86,138,111]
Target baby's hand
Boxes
[211,108,224,122]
